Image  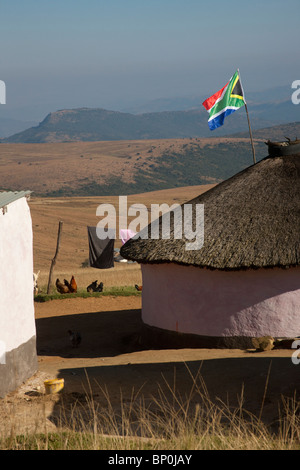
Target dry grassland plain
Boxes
[0,137,256,194]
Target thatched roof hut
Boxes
[121,151,299,270]
[121,142,300,348]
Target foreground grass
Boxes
[34,285,141,302]
[1,433,159,451]
[1,401,300,451]
[1,369,300,450]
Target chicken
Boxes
[87,280,98,293]
[135,284,142,291]
[33,271,40,295]
[64,275,77,293]
[68,330,81,348]
[70,275,77,293]
[56,278,70,294]
[64,279,71,290]
[95,281,103,292]
[87,280,104,292]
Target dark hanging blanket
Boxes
[87,226,115,269]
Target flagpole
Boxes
[238,69,256,164]
[244,102,256,164]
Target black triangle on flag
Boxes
[230,76,244,100]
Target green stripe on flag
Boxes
[208,71,245,119]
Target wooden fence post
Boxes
[47,221,63,294]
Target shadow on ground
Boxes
[36,306,300,435]
[36,308,143,358]
[47,356,300,435]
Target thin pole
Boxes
[244,102,256,164]
[47,220,63,294]
[238,68,256,164]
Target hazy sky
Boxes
[1,0,299,120]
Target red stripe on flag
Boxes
[202,82,229,111]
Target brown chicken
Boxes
[135,284,142,291]
[56,278,70,294]
[70,275,77,293]
[64,275,77,293]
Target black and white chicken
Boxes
[86,280,103,292]
[95,281,103,292]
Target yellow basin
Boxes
[44,378,64,394]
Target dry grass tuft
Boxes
[1,367,300,450]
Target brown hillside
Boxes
[0,137,258,196]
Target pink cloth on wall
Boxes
[120,229,136,245]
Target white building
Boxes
[0,191,37,397]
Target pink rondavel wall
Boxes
[141,263,300,338]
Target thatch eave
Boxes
[120,152,300,270]
[123,247,299,271]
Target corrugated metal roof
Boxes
[0,191,31,210]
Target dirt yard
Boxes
[1,295,299,436]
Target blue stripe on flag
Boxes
[208,108,237,131]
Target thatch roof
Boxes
[120,151,300,270]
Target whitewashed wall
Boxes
[0,197,36,355]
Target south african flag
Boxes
[202,70,245,130]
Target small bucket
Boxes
[44,378,64,394]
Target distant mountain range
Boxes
[0,104,298,144]
[0,82,299,143]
